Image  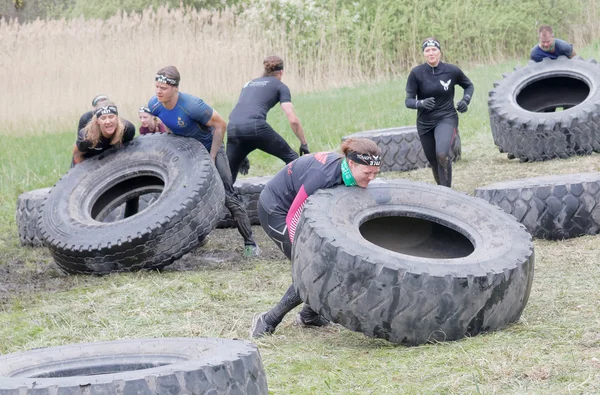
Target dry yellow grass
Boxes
[0,6,383,136]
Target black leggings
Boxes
[418,122,458,188]
[215,146,256,246]
[227,123,298,183]
[257,200,318,325]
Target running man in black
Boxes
[250,138,382,338]
[405,37,474,188]
[227,55,309,183]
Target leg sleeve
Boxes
[214,146,256,246]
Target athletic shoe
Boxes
[295,312,331,328]
[243,244,261,258]
[250,312,276,338]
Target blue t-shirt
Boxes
[530,38,573,62]
[148,92,214,151]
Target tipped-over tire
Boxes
[342,126,461,173]
[216,176,272,228]
[488,56,600,162]
[0,337,268,394]
[292,180,534,345]
[40,134,225,274]
[475,172,600,240]
[16,187,51,247]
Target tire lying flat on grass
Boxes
[292,180,534,346]
[475,172,600,240]
[0,337,268,394]
[40,134,225,274]
[488,56,600,162]
[342,126,461,173]
[16,187,51,247]
[216,176,272,228]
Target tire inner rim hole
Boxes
[29,362,171,378]
[516,76,590,112]
[92,175,165,222]
[359,216,474,259]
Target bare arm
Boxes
[72,144,84,165]
[281,102,307,145]
[206,109,227,162]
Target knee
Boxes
[436,153,449,166]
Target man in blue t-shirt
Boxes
[148,66,260,257]
[530,25,576,62]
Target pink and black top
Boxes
[259,152,343,242]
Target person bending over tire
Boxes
[250,138,382,337]
[149,66,260,258]
[530,25,575,63]
[405,37,474,188]
[138,106,167,134]
[72,100,136,167]
[227,55,309,183]
[77,94,110,133]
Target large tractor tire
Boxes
[40,134,225,274]
[475,172,600,240]
[0,337,268,394]
[342,126,461,173]
[292,180,534,346]
[488,56,600,162]
[15,187,51,247]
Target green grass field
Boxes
[1,54,600,394]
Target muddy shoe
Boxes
[243,244,261,258]
[250,312,276,338]
[295,312,331,328]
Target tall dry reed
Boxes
[0,2,599,136]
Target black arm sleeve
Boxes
[404,70,419,109]
[76,128,91,152]
[122,120,136,142]
[457,69,474,104]
[77,111,93,133]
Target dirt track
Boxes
[0,226,284,306]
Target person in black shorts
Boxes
[405,37,474,188]
[250,138,382,338]
[72,100,136,166]
[226,55,309,183]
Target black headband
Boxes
[272,64,284,71]
[92,94,109,107]
[94,105,118,118]
[139,106,152,114]
[155,74,179,86]
[422,39,441,51]
[347,151,382,167]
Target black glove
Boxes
[417,97,435,110]
[299,143,310,156]
[456,99,469,113]
[239,157,250,175]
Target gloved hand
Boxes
[456,99,469,113]
[299,143,310,156]
[417,97,435,110]
[239,157,250,175]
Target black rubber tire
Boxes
[15,187,51,247]
[292,179,534,346]
[474,172,600,240]
[488,56,600,162]
[342,126,461,173]
[0,337,268,394]
[216,176,273,229]
[39,134,225,275]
